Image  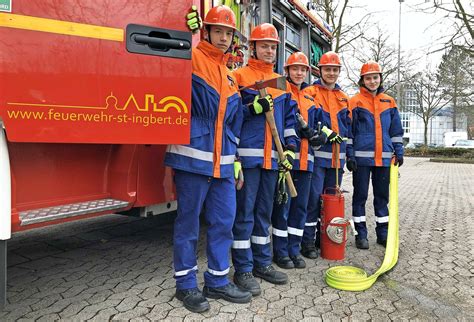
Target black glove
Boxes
[394,155,404,167]
[346,159,357,172]
[300,126,315,139]
[309,132,327,148]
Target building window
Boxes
[400,112,410,134]
[286,22,301,48]
[285,48,295,63]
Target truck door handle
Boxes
[133,34,191,50]
[126,24,192,60]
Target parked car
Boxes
[452,139,474,149]
[405,143,424,149]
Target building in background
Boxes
[401,89,467,146]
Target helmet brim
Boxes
[204,22,237,30]
[284,63,310,68]
[360,71,382,76]
[318,64,342,68]
[250,38,280,43]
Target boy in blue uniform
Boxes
[165,5,251,313]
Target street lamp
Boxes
[397,0,404,111]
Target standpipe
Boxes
[325,163,399,291]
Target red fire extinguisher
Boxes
[320,143,350,260]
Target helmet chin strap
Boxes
[206,26,234,54]
[320,76,335,89]
[286,74,296,85]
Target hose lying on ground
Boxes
[325,163,399,291]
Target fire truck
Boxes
[0,0,331,307]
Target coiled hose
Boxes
[325,163,399,291]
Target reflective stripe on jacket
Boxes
[165,41,243,178]
[234,58,298,170]
[304,80,353,169]
[349,87,404,167]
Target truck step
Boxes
[19,198,129,226]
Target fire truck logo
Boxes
[108,93,188,113]
[8,93,189,114]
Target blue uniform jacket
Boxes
[304,80,353,169]
[165,41,243,178]
[290,82,323,172]
[234,58,298,170]
[349,87,404,167]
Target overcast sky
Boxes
[346,0,457,69]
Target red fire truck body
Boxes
[1,0,198,236]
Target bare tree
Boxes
[410,71,451,145]
[342,27,417,99]
[412,0,473,55]
[437,45,473,132]
[307,0,373,52]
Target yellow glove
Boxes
[234,161,244,190]
[276,170,288,205]
[186,5,203,34]
[250,94,273,115]
[279,150,295,171]
[321,126,343,144]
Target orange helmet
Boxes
[203,5,237,30]
[318,51,342,67]
[250,23,280,43]
[284,52,310,68]
[360,61,382,76]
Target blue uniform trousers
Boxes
[302,167,343,246]
[272,170,312,258]
[173,170,235,290]
[352,166,390,240]
[232,168,278,273]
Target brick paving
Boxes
[0,157,473,320]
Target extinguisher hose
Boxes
[326,217,350,244]
[324,163,399,291]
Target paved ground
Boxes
[1,157,473,321]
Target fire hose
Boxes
[324,163,399,291]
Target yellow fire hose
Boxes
[325,163,399,291]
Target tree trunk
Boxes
[453,95,457,131]
[424,120,428,145]
[453,52,459,131]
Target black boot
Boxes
[290,255,306,269]
[301,243,318,259]
[355,238,369,249]
[234,271,261,296]
[315,233,321,249]
[273,256,295,269]
[253,265,288,285]
[203,283,252,303]
[376,238,387,248]
[175,288,210,313]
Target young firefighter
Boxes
[231,23,298,296]
[271,52,326,269]
[348,61,404,249]
[301,51,353,259]
[165,5,252,313]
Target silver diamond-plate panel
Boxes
[19,199,129,226]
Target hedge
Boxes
[404,147,474,159]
